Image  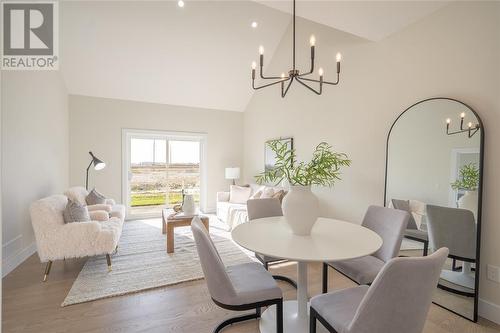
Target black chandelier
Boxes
[251,0,341,97]
[446,112,480,138]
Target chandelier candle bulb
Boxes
[310,35,316,46]
[468,122,473,128]
[461,112,466,118]
[259,45,264,55]
[318,68,324,77]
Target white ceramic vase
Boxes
[458,190,478,220]
[182,194,196,215]
[282,185,319,236]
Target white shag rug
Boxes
[62,219,254,306]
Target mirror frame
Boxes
[383,97,485,322]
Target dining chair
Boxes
[322,205,409,293]
[310,247,449,333]
[426,205,476,293]
[191,217,283,333]
[247,198,297,288]
[392,199,429,256]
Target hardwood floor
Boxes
[3,250,500,332]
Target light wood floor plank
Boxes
[3,252,500,333]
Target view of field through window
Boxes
[129,138,200,216]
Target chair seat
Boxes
[329,255,385,285]
[226,262,282,305]
[311,285,369,332]
[404,229,428,242]
[255,252,286,264]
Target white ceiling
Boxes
[256,0,451,41]
[61,1,291,112]
[61,1,450,112]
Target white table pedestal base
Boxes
[259,301,329,333]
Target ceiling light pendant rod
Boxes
[292,0,296,71]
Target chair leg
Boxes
[310,307,317,333]
[322,263,328,293]
[423,241,429,256]
[106,254,112,272]
[43,261,53,282]
[213,311,260,333]
[256,307,261,317]
[276,300,283,333]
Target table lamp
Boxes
[225,167,240,186]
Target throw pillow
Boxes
[260,187,275,198]
[250,190,263,199]
[86,188,106,205]
[272,190,287,203]
[391,199,418,229]
[63,199,91,223]
[229,185,252,204]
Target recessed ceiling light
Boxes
[251,21,258,28]
[178,0,185,8]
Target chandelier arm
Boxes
[300,74,339,85]
[259,66,283,80]
[253,78,289,90]
[296,77,321,95]
[281,77,294,98]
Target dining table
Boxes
[231,216,383,333]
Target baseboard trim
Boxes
[479,298,500,324]
[2,242,37,278]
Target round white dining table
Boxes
[231,216,383,333]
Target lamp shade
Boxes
[225,167,240,180]
[89,152,106,170]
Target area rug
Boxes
[62,219,254,306]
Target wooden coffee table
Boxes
[162,209,209,253]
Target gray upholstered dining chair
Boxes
[426,205,476,291]
[310,247,449,333]
[392,199,429,256]
[323,205,409,293]
[191,217,283,333]
[247,198,297,288]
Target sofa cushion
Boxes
[260,187,275,198]
[229,185,252,204]
[86,188,106,205]
[63,199,91,223]
[250,190,263,199]
[392,199,418,230]
[64,186,89,206]
[272,190,286,203]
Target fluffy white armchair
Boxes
[30,194,124,282]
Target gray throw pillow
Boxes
[392,199,418,230]
[86,188,106,205]
[63,199,90,223]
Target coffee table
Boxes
[162,209,209,253]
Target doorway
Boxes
[122,129,207,219]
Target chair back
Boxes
[191,217,236,304]
[247,198,283,221]
[349,248,449,333]
[362,205,409,262]
[426,205,476,260]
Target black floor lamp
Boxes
[86,151,106,190]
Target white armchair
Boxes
[30,194,124,282]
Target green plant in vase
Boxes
[451,163,479,191]
[255,140,351,235]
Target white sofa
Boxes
[30,187,125,282]
[216,184,284,229]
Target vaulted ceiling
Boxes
[60,1,450,112]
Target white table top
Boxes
[232,216,383,262]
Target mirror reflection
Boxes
[385,98,482,321]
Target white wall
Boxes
[68,95,243,213]
[243,1,500,319]
[1,71,69,276]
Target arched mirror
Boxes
[384,97,484,322]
